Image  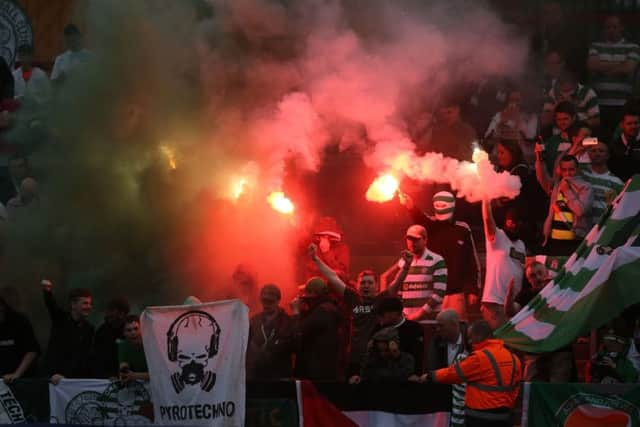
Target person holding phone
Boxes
[536,153,594,256]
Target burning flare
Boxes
[267,191,295,214]
[160,145,177,170]
[366,174,399,203]
[231,177,248,201]
[472,145,487,164]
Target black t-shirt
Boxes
[343,288,386,363]
[0,311,40,376]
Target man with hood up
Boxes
[294,277,343,381]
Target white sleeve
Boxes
[34,69,52,104]
[50,55,63,81]
[521,114,538,140]
[627,340,640,374]
[490,228,507,250]
[484,112,501,139]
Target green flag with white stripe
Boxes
[495,175,640,353]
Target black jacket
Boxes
[609,134,640,182]
[407,206,480,294]
[295,297,343,381]
[247,309,295,380]
[372,318,424,374]
[426,325,469,371]
[43,291,94,378]
[93,321,124,378]
[361,351,415,382]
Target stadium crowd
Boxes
[2,4,640,427]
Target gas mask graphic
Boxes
[167,311,221,393]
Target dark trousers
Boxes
[466,407,512,427]
[466,416,511,427]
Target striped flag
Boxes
[496,175,640,353]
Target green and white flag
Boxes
[523,383,640,427]
[496,175,640,353]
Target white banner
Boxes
[48,379,154,425]
[141,299,249,427]
[0,382,26,424]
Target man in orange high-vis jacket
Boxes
[418,320,522,427]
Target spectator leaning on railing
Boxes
[0,295,39,383]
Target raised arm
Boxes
[399,192,433,225]
[535,143,554,195]
[41,280,66,322]
[561,179,593,218]
[386,251,414,296]
[308,243,347,296]
[482,198,497,243]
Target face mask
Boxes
[433,192,455,221]
[318,236,331,253]
[505,229,519,241]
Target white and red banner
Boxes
[295,381,451,427]
[141,299,249,427]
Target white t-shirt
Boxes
[50,49,94,81]
[13,67,51,105]
[482,228,525,305]
[447,333,463,365]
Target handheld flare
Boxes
[366,174,399,203]
[267,191,295,214]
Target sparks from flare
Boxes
[366,174,399,203]
[160,145,177,170]
[267,191,295,214]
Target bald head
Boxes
[19,177,38,204]
[436,309,461,343]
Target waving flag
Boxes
[496,175,640,353]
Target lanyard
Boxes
[261,323,276,349]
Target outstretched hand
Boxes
[308,243,318,261]
[398,191,414,210]
[400,250,414,266]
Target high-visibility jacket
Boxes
[432,339,522,411]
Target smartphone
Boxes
[582,137,598,146]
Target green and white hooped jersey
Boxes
[398,248,447,316]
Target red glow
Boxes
[366,174,399,203]
[267,191,295,214]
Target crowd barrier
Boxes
[1,379,638,426]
